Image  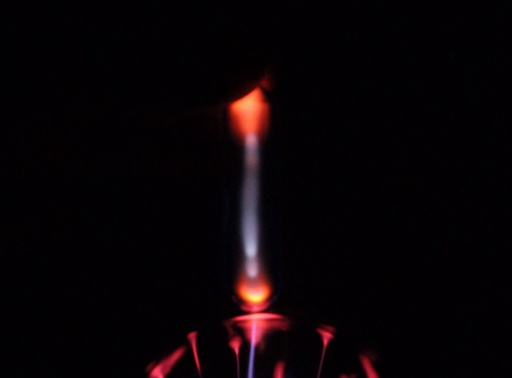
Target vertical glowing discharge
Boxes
[247,320,258,378]
[241,134,260,275]
[228,86,274,312]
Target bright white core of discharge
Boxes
[241,134,260,278]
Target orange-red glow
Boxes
[235,273,273,312]
[228,86,270,140]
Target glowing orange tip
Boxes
[236,275,273,313]
[228,86,270,140]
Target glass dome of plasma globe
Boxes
[146,313,380,378]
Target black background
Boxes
[2,2,510,377]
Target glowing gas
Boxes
[228,84,274,312]
[228,87,270,140]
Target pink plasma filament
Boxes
[316,325,336,378]
[338,351,379,378]
[273,360,286,378]
[146,345,187,378]
[228,336,242,378]
[187,331,202,378]
[359,352,379,378]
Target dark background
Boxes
[2,2,509,377]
